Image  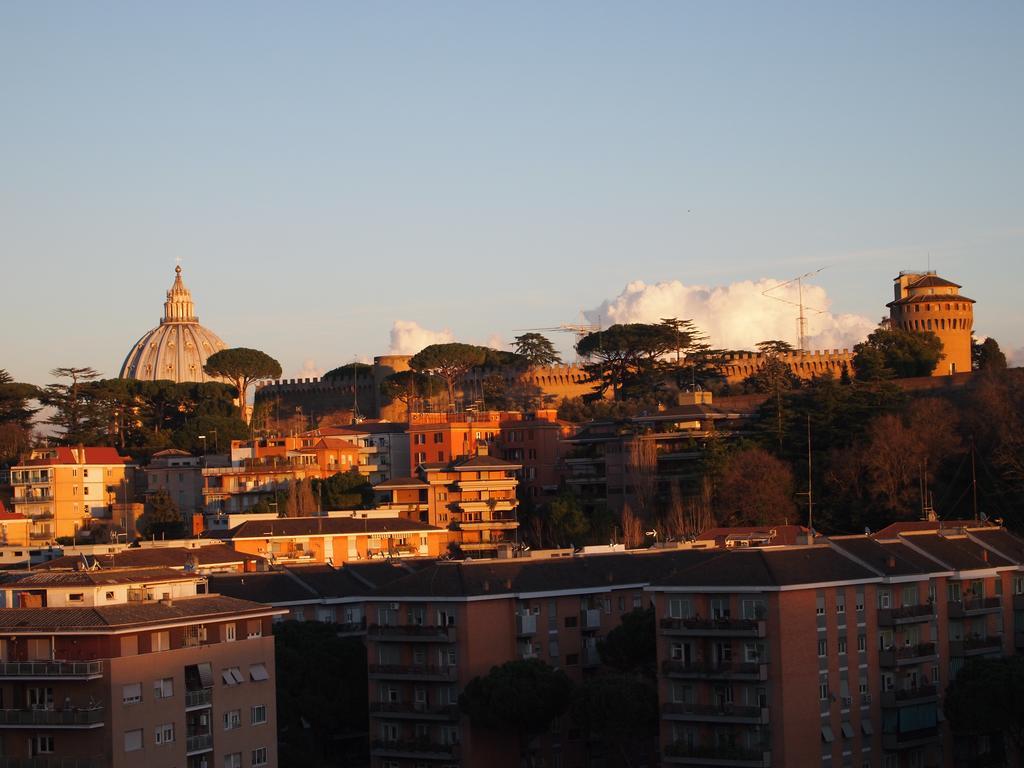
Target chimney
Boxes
[886,556,896,569]
[77,444,86,465]
[982,550,988,563]
[476,441,489,457]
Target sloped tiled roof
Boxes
[19,447,129,467]
[0,595,275,632]
[33,544,261,572]
[225,516,442,540]
[3,567,195,587]
[898,533,1013,570]
[829,536,946,577]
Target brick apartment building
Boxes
[354,522,1024,768]
[0,564,283,767]
[375,446,521,557]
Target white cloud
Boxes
[584,278,875,352]
[1007,347,1024,368]
[388,320,455,355]
[291,358,323,380]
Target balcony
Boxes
[371,739,459,760]
[1014,594,1024,611]
[662,702,769,725]
[0,661,103,680]
[882,726,939,751]
[29,532,54,542]
[453,515,519,531]
[879,643,937,667]
[368,664,458,682]
[948,597,1002,618]
[660,617,766,638]
[949,636,1003,657]
[664,742,771,767]
[185,733,213,755]
[369,702,460,721]
[185,688,212,710]
[0,707,104,728]
[336,619,367,637]
[581,609,602,631]
[877,603,935,626]
[0,760,101,768]
[881,685,939,707]
[516,614,537,636]
[662,660,768,681]
[368,624,456,643]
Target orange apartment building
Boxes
[359,522,1024,768]
[407,410,574,502]
[10,447,133,541]
[216,516,448,566]
[375,446,522,557]
[0,565,283,767]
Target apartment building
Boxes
[34,542,267,576]
[375,445,521,557]
[145,450,205,515]
[358,522,1024,768]
[216,515,448,565]
[306,422,412,485]
[9,447,132,541]
[408,410,574,502]
[0,565,283,767]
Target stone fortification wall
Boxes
[717,349,854,383]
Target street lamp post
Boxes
[198,435,207,468]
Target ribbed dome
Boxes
[119,266,228,383]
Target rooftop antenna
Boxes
[761,268,828,353]
[351,357,362,423]
[796,414,814,540]
[970,437,979,523]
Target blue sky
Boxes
[2,2,1022,385]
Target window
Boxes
[105,590,115,600]
[857,634,867,652]
[251,704,267,725]
[818,639,827,657]
[155,723,174,745]
[819,674,829,701]
[151,630,170,651]
[222,667,244,686]
[68,593,84,602]
[224,754,242,768]
[840,722,855,739]
[710,598,730,619]
[31,735,54,756]
[249,663,269,682]
[744,642,764,663]
[668,598,692,619]
[855,592,864,612]
[154,677,173,698]
[252,747,268,767]
[741,599,766,620]
[815,597,825,616]
[122,683,142,705]
[564,616,578,628]
[838,637,848,654]
[183,625,207,647]
[878,590,891,609]
[247,619,263,638]
[124,729,143,752]
[836,596,845,615]
[224,709,242,730]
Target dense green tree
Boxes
[408,343,488,408]
[576,323,678,400]
[0,423,31,467]
[0,369,39,433]
[852,326,943,380]
[944,656,1024,756]
[973,337,1008,373]
[42,367,102,443]
[139,489,186,539]
[459,659,572,759]
[513,333,562,367]
[597,606,656,677]
[380,370,443,418]
[203,348,282,421]
[547,492,589,546]
[571,674,659,768]
[275,622,368,767]
[313,469,373,510]
[322,361,373,381]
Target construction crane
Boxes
[761,268,827,353]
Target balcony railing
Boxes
[186,733,213,754]
[369,702,460,720]
[660,617,766,637]
[0,661,103,680]
[949,637,1003,657]
[662,702,769,724]
[0,708,104,727]
[878,603,934,626]
[948,597,1002,618]
[371,739,459,758]
[662,660,768,680]
[879,643,937,667]
[368,624,456,643]
[882,726,939,750]
[368,664,458,681]
[516,614,537,636]
[581,609,602,630]
[0,759,101,768]
[185,688,212,709]
[335,619,367,636]
[664,741,771,767]
[881,685,939,707]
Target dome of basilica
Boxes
[119,266,228,384]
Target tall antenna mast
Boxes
[806,414,813,537]
[761,268,827,353]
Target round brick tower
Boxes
[887,272,975,375]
